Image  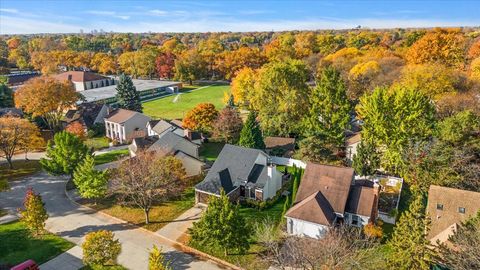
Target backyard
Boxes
[0,221,74,267]
[142,85,230,120]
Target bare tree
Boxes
[264,225,380,270]
[112,152,186,224]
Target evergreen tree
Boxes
[20,187,48,236]
[304,67,351,146]
[115,74,142,112]
[352,140,380,176]
[149,245,172,270]
[387,195,435,270]
[238,111,265,149]
[226,93,235,108]
[40,131,90,176]
[73,155,108,202]
[190,190,250,256]
[291,169,301,202]
[282,195,291,219]
[0,82,13,108]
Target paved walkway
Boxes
[39,246,83,270]
[156,206,204,242]
[0,213,18,224]
[0,173,224,270]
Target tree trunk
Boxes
[6,157,13,169]
[144,209,150,224]
[224,247,227,257]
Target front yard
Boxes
[79,187,196,232]
[93,149,129,165]
[85,137,110,151]
[142,85,230,120]
[0,221,74,267]
[0,160,42,181]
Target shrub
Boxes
[0,179,9,191]
[149,245,172,270]
[82,230,121,266]
[19,187,48,236]
[363,221,383,238]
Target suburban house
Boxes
[105,109,151,144]
[427,185,480,245]
[63,103,110,130]
[264,136,296,157]
[345,132,361,163]
[147,119,203,145]
[194,144,284,205]
[54,71,115,91]
[285,162,379,239]
[129,130,205,177]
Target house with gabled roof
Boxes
[63,103,110,130]
[104,109,151,144]
[427,185,480,245]
[285,162,379,239]
[194,144,283,205]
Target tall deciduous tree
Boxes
[174,48,207,85]
[20,187,48,236]
[304,67,351,146]
[250,59,309,136]
[231,67,256,105]
[40,131,90,176]
[0,116,42,169]
[113,153,186,224]
[116,74,142,112]
[15,76,78,131]
[238,111,265,149]
[182,103,218,133]
[73,155,108,202]
[356,86,436,174]
[352,141,380,176]
[155,52,176,79]
[190,191,250,256]
[213,107,243,144]
[387,195,435,270]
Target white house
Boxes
[194,144,283,205]
[346,133,361,163]
[104,109,151,144]
[285,163,379,239]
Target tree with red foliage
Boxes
[155,52,176,79]
[65,121,86,140]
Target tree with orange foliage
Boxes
[65,121,86,140]
[467,40,480,59]
[182,103,219,133]
[90,53,117,75]
[216,47,266,80]
[363,221,383,238]
[155,52,176,79]
[0,115,42,169]
[264,33,296,61]
[15,76,78,131]
[405,28,466,67]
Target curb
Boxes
[64,181,243,270]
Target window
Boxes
[351,215,359,226]
[436,204,444,210]
[458,207,466,214]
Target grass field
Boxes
[0,160,42,181]
[0,221,74,266]
[93,149,129,165]
[143,85,231,120]
[85,137,110,150]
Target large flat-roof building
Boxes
[54,71,182,105]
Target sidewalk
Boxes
[39,246,83,270]
[156,206,205,242]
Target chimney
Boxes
[184,128,191,139]
[267,164,276,178]
[67,74,72,81]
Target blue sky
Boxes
[0,0,479,34]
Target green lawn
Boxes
[93,149,129,165]
[143,85,231,120]
[80,187,196,232]
[199,142,225,162]
[85,137,110,151]
[0,221,74,266]
[0,160,42,181]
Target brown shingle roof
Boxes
[264,136,295,150]
[54,71,107,82]
[427,185,480,242]
[346,133,361,146]
[345,184,376,217]
[105,109,139,123]
[285,191,337,226]
[295,162,354,214]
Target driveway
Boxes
[0,173,224,270]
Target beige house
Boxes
[427,185,480,245]
[105,109,151,144]
[345,133,361,163]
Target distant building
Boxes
[427,185,480,245]
[104,109,151,144]
[4,71,40,90]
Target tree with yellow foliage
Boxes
[231,67,256,106]
[90,53,117,74]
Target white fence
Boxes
[270,156,306,169]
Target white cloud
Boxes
[85,10,130,20]
[0,8,18,14]
[149,9,168,16]
[0,16,83,34]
